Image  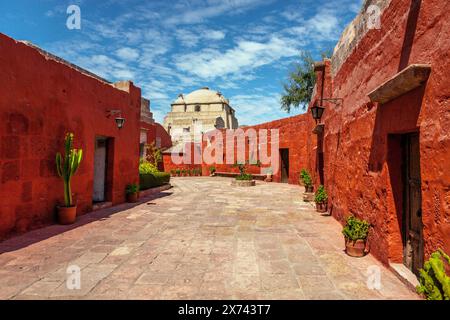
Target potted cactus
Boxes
[126,184,139,203]
[314,185,328,213]
[55,133,83,225]
[342,216,370,257]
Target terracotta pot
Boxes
[127,193,139,203]
[57,206,77,225]
[316,202,328,213]
[305,185,314,193]
[345,239,367,257]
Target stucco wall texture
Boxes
[163,0,449,265]
[0,33,141,239]
[308,0,450,264]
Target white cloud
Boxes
[165,0,272,25]
[174,36,300,80]
[116,47,140,61]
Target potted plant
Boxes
[299,169,308,186]
[181,169,186,176]
[314,185,328,213]
[264,169,273,182]
[126,184,139,203]
[302,170,313,193]
[175,169,181,176]
[209,166,216,177]
[170,169,176,177]
[55,133,83,225]
[342,216,370,257]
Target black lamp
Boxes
[115,117,126,129]
[311,104,325,124]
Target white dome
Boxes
[173,87,229,105]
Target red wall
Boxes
[162,142,202,174]
[194,116,310,184]
[307,0,450,264]
[0,33,141,239]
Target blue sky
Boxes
[0,0,362,125]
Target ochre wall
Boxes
[0,33,141,239]
[308,0,450,264]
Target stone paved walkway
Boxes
[0,177,418,300]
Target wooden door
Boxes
[93,137,108,203]
[403,133,423,275]
[280,149,289,183]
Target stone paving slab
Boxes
[0,177,419,300]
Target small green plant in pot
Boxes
[301,170,313,193]
[416,249,450,300]
[299,169,308,186]
[126,183,139,203]
[170,169,176,177]
[342,216,370,257]
[175,169,181,176]
[209,166,216,176]
[55,133,83,225]
[314,185,328,213]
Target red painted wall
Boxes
[162,142,202,174]
[0,33,141,239]
[307,0,450,264]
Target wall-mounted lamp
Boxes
[106,110,125,129]
[311,104,325,124]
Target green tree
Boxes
[281,50,332,113]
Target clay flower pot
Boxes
[345,238,367,257]
[316,202,328,213]
[57,206,77,225]
[127,193,139,203]
[305,185,314,193]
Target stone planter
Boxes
[232,180,256,187]
[345,239,367,257]
[303,192,314,202]
[316,202,328,213]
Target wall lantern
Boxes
[115,117,126,129]
[311,104,325,124]
[107,110,125,129]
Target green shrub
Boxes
[170,169,176,175]
[139,172,170,190]
[314,185,328,203]
[175,169,181,176]
[236,173,253,181]
[125,183,139,195]
[209,166,216,174]
[301,170,312,187]
[342,216,370,242]
[417,249,450,300]
[139,159,159,174]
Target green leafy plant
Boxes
[342,216,370,242]
[314,185,328,203]
[209,166,216,174]
[236,173,253,181]
[301,169,312,188]
[417,249,450,300]
[170,169,176,176]
[125,183,139,195]
[181,169,186,175]
[175,169,181,176]
[56,133,83,207]
[139,159,159,174]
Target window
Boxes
[195,105,201,112]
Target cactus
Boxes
[416,249,450,300]
[56,133,83,207]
